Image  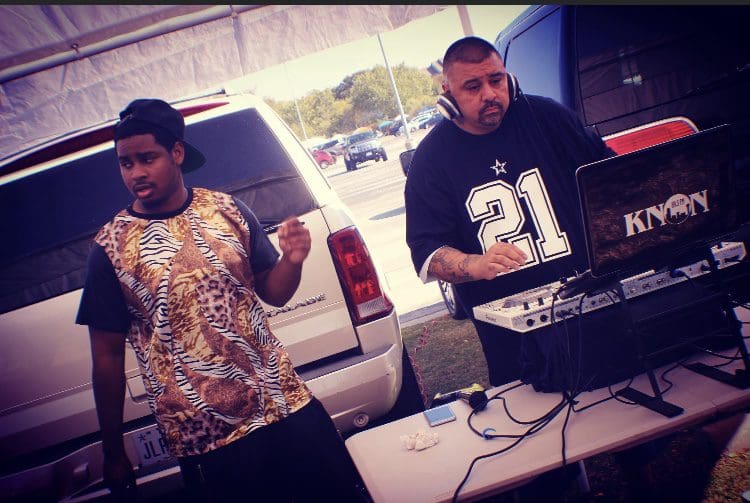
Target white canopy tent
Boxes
[0,4,446,159]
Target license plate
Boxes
[133,425,173,467]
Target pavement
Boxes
[397,301,448,328]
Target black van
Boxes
[495,5,750,222]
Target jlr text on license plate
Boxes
[133,425,173,467]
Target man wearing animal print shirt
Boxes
[76,99,364,502]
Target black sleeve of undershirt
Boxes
[233,197,281,274]
[75,243,130,333]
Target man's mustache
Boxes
[480,101,504,114]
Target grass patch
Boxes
[401,314,490,407]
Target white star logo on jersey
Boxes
[490,159,507,176]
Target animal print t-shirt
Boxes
[76,187,312,457]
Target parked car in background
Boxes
[421,113,443,129]
[313,137,346,157]
[439,280,468,320]
[413,111,440,130]
[343,129,388,171]
[310,148,335,168]
[414,105,438,117]
[377,120,393,135]
[398,120,419,136]
[0,92,423,502]
[387,119,406,136]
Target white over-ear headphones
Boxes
[436,93,461,121]
[436,73,520,121]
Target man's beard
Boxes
[478,101,505,128]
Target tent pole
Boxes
[377,32,412,150]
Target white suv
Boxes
[0,92,422,501]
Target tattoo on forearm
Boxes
[458,256,473,279]
[431,248,476,283]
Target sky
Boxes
[225,5,530,102]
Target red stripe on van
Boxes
[604,118,698,156]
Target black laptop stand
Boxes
[612,244,750,418]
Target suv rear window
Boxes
[0,108,317,315]
[576,6,750,126]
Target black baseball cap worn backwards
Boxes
[115,98,206,173]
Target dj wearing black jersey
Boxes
[405,36,614,387]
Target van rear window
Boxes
[503,7,565,104]
[576,6,750,126]
[0,108,317,315]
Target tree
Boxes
[392,64,438,116]
[329,100,355,136]
[348,64,437,126]
[297,89,336,137]
[265,63,438,139]
[333,71,364,101]
[265,98,302,136]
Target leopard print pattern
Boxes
[95,188,312,457]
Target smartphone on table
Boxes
[423,404,456,427]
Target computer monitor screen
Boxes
[576,125,737,278]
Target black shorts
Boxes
[178,397,366,502]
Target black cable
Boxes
[454,395,571,503]
[469,391,566,432]
[707,349,742,368]
[451,437,527,503]
[549,284,576,399]
[609,383,638,405]
[689,340,741,359]
[562,313,575,395]
[568,287,621,400]
[571,292,588,395]
[549,281,588,398]
[452,414,558,503]
[459,377,580,499]
[668,267,701,290]
[560,397,575,468]
[682,345,741,367]
[459,279,587,499]
[572,393,615,413]
[656,359,685,395]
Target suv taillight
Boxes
[328,227,393,325]
[603,117,698,155]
